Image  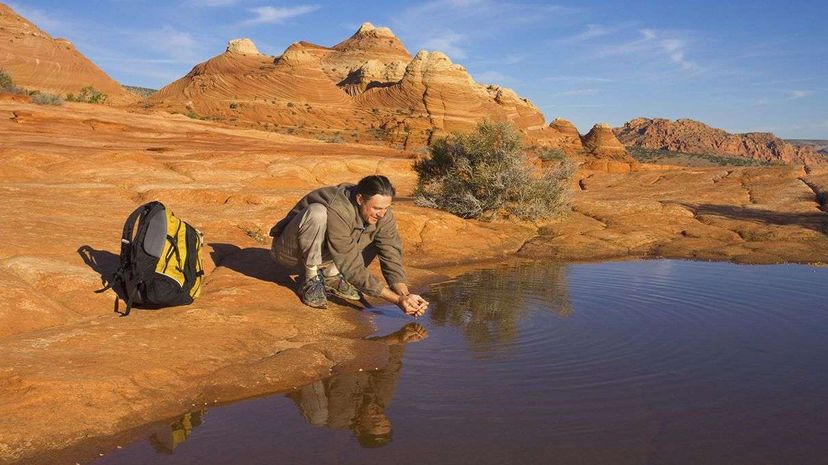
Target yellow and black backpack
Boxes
[99,201,204,316]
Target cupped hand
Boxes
[398,294,429,317]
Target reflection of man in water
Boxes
[287,323,427,448]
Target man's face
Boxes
[357,194,393,225]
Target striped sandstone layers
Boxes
[0,3,136,104]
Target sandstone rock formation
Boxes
[582,123,630,159]
[579,123,638,172]
[147,25,546,148]
[325,22,411,85]
[615,117,826,165]
[226,38,260,55]
[0,3,136,104]
[531,118,585,155]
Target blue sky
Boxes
[9,0,828,138]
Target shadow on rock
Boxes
[209,243,368,311]
[77,245,119,286]
[209,243,296,286]
[675,202,828,234]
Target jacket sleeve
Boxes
[325,208,385,297]
[374,210,407,287]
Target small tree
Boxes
[414,120,574,221]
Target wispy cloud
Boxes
[392,0,574,62]
[753,89,814,106]
[189,0,240,6]
[421,31,467,59]
[543,75,614,83]
[593,28,701,74]
[788,90,811,99]
[242,5,320,25]
[552,88,601,97]
[141,26,205,62]
[475,70,514,84]
[7,1,72,37]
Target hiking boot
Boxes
[322,273,361,301]
[300,275,327,308]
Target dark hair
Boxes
[356,175,396,198]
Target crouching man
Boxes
[269,175,428,316]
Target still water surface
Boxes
[95,260,828,465]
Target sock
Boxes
[322,264,340,277]
[304,265,319,282]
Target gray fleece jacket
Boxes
[270,183,406,297]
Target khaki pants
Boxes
[270,203,334,272]
[270,203,380,279]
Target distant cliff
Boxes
[615,118,826,165]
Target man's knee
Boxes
[304,203,327,223]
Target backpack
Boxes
[98,201,205,316]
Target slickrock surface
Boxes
[521,165,828,263]
[1,85,827,465]
[0,3,136,104]
[0,100,533,465]
[615,117,826,165]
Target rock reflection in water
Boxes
[287,322,428,448]
[428,262,571,351]
[149,409,206,454]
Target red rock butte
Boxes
[615,117,825,165]
[147,23,548,148]
[0,3,136,104]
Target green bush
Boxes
[0,68,26,95]
[536,147,567,162]
[414,120,574,221]
[0,68,13,90]
[30,91,63,105]
[66,86,107,104]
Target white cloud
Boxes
[421,31,467,59]
[191,0,240,6]
[593,28,700,74]
[543,75,614,83]
[561,23,627,43]
[553,88,601,97]
[242,5,320,25]
[475,70,511,83]
[7,2,71,36]
[142,26,203,62]
[392,0,574,63]
[788,90,810,99]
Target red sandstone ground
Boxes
[1,98,827,465]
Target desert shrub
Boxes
[30,91,63,105]
[316,132,344,143]
[0,68,13,90]
[66,86,107,104]
[414,120,574,221]
[536,147,566,162]
[0,68,26,95]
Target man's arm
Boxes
[325,209,385,297]
[372,210,407,288]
